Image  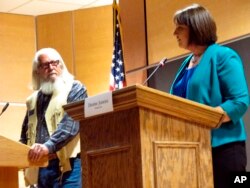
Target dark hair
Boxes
[174,4,217,45]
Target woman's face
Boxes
[173,24,190,49]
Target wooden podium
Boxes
[0,135,48,188]
[64,84,224,188]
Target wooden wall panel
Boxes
[0,13,35,145]
[120,0,147,85]
[126,71,147,86]
[35,1,147,94]
[146,0,250,64]
[73,6,113,96]
[0,13,35,103]
[0,105,26,141]
[36,12,74,74]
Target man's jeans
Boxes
[38,157,82,188]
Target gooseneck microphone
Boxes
[0,102,9,116]
[143,57,168,85]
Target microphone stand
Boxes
[143,58,167,85]
[0,102,9,116]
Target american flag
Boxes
[109,0,126,91]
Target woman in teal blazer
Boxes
[170,4,249,188]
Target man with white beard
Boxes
[20,48,88,188]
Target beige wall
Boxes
[36,11,75,74]
[0,13,35,141]
[0,13,35,103]
[120,0,147,85]
[73,6,113,96]
[35,6,114,96]
[35,1,147,95]
[146,0,250,64]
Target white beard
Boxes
[40,77,65,95]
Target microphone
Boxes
[0,102,9,116]
[143,57,168,85]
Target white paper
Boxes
[84,91,113,118]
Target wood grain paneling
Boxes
[120,0,147,86]
[0,13,34,154]
[0,168,18,188]
[73,6,113,96]
[120,0,147,71]
[140,108,213,188]
[126,70,147,87]
[78,108,141,188]
[153,142,200,187]
[146,0,250,64]
[36,12,74,74]
[64,84,224,127]
[64,85,222,187]
[0,13,35,102]
[86,145,134,188]
[0,135,47,167]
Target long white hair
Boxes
[32,48,74,90]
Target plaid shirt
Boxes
[20,80,88,153]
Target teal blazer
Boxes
[170,43,249,147]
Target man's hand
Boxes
[28,143,49,162]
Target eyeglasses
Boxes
[38,60,60,69]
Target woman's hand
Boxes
[215,106,231,123]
